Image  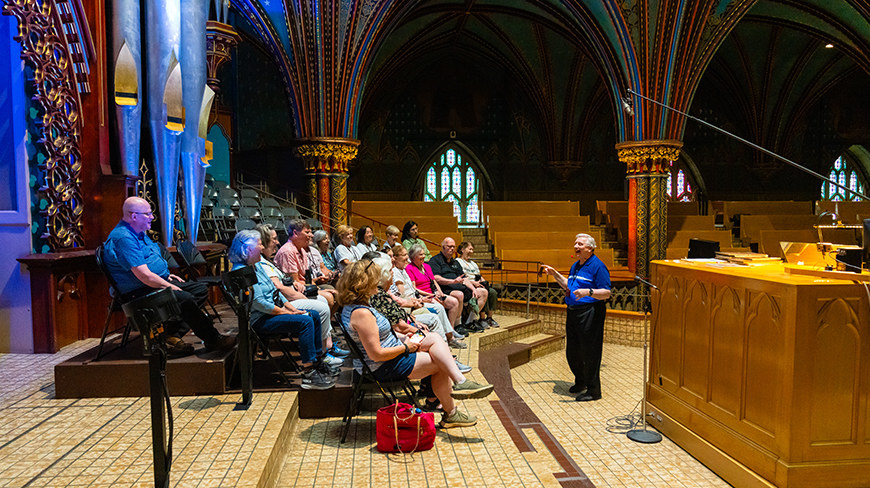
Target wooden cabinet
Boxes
[648,261,870,488]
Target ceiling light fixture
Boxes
[825,43,834,48]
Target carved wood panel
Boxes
[810,298,861,446]
[743,292,783,439]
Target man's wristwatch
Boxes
[588,288,593,297]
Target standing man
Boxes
[102,197,237,355]
[541,234,611,402]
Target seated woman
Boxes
[403,244,464,333]
[455,241,499,327]
[381,225,401,253]
[337,260,494,428]
[227,230,335,390]
[333,224,362,272]
[389,245,465,348]
[313,230,339,274]
[401,220,431,261]
[366,255,471,371]
[355,226,379,255]
[307,229,337,287]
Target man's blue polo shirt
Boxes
[103,221,169,295]
[565,254,611,307]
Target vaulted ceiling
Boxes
[230,0,870,163]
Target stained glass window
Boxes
[423,146,480,224]
[666,160,695,202]
[427,167,436,195]
[821,156,865,201]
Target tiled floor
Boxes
[0,340,295,488]
[0,314,730,487]
[278,315,731,488]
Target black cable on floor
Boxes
[606,398,642,434]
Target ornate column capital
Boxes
[206,21,240,93]
[294,137,360,173]
[616,139,682,175]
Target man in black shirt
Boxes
[428,238,489,331]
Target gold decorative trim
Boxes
[5,0,85,250]
[616,139,682,175]
[294,138,360,173]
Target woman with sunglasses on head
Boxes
[337,259,493,428]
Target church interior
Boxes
[1,0,869,487]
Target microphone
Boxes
[621,97,634,117]
[635,275,659,290]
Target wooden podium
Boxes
[647,260,870,488]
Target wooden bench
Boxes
[739,214,817,245]
[350,215,459,235]
[721,201,813,223]
[816,201,870,224]
[491,230,602,252]
[350,201,454,218]
[668,201,706,215]
[499,248,614,270]
[486,215,590,235]
[669,215,716,232]
[667,230,734,249]
[482,201,579,219]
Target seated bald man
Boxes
[102,197,237,356]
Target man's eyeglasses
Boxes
[130,211,154,218]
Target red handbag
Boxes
[375,402,436,453]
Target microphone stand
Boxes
[625,89,870,201]
[626,275,662,444]
[121,288,181,488]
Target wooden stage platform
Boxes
[53,307,360,418]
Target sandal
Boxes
[422,398,442,412]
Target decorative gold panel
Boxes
[5,0,84,250]
[743,292,782,438]
[810,298,861,446]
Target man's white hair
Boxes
[575,233,597,249]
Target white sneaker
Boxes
[323,353,344,367]
[452,331,466,340]
[454,359,472,373]
[448,339,467,349]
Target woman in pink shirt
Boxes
[405,244,462,328]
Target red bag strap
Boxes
[393,415,422,455]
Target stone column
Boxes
[294,138,359,231]
[616,140,682,279]
[330,173,349,229]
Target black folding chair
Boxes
[92,245,136,361]
[221,282,300,389]
[338,315,417,443]
[175,240,224,322]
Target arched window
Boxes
[666,160,694,202]
[821,156,866,201]
[424,147,480,224]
